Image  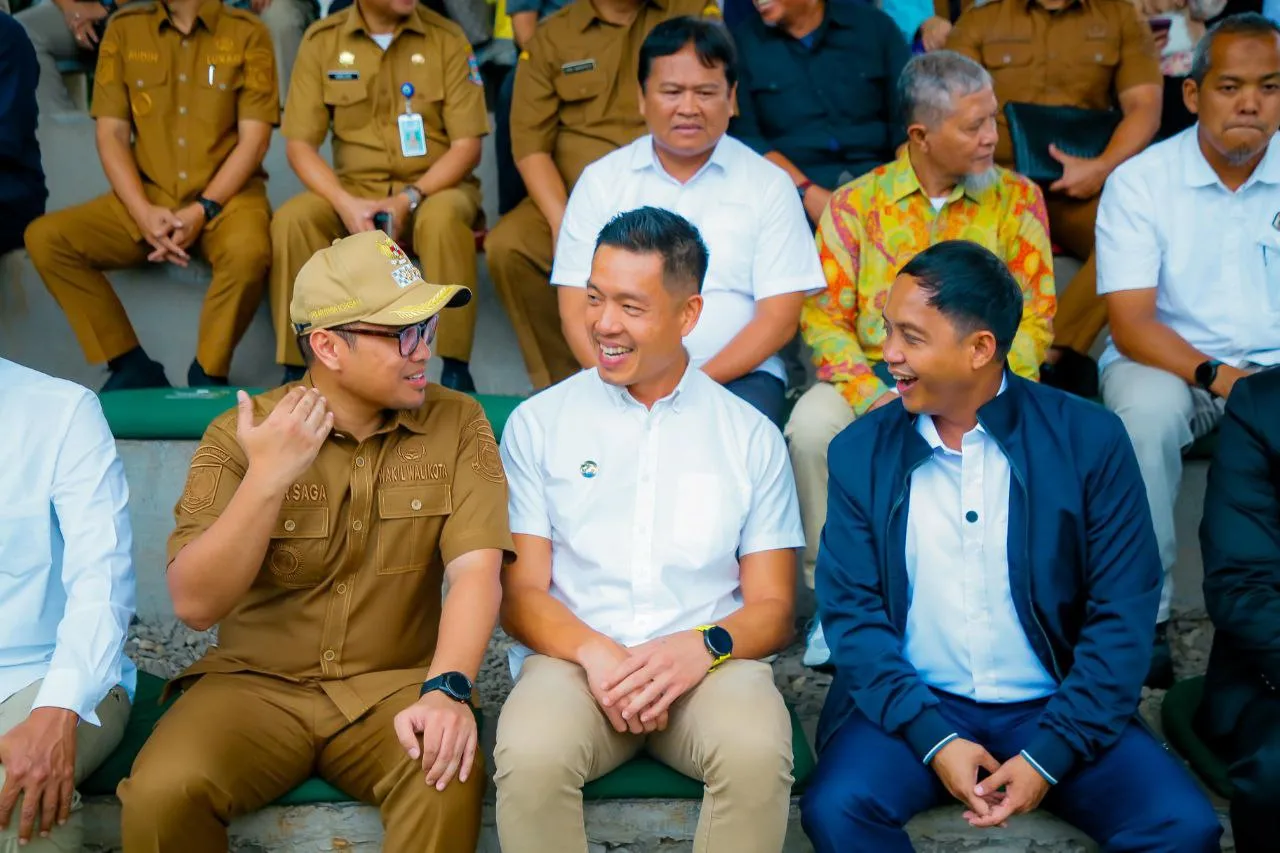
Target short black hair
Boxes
[297,327,357,367]
[638,16,737,91]
[593,206,709,295]
[898,240,1022,359]
[1191,13,1280,85]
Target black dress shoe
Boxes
[188,359,228,388]
[281,365,306,385]
[1146,622,1174,689]
[1040,347,1100,399]
[440,357,476,393]
[101,358,171,392]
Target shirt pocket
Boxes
[324,77,374,136]
[980,39,1036,92]
[125,62,168,123]
[1257,229,1280,315]
[0,502,49,579]
[670,472,738,570]
[265,507,330,590]
[196,61,245,132]
[698,203,754,291]
[553,66,608,126]
[1069,33,1121,101]
[376,483,450,575]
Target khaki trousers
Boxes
[784,382,855,590]
[0,680,131,853]
[1045,193,1106,355]
[486,197,579,390]
[118,673,483,853]
[269,184,482,366]
[494,656,793,853]
[25,189,271,377]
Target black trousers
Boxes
[1224,693,1280,853]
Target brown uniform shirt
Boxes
[91,0,279,209]
[283,5,490,193]
[167,382,515,721]
[947,0,1160,168]
[510,0,722,189]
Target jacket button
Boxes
[283,519,296,532]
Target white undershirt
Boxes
[371,33,393,50]
[929,196,947,211]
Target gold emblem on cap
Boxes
[338,51,355,66]
[411,53,425,64]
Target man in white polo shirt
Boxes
[1097,12,1280,688]
[493,207,805,853]
[551,15,823,428]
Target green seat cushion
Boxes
[582,703,815,800]
[101,388,523,442]
[81,672,178,796]
[1161,676,1235,799]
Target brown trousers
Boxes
[486,197,579,390]
[117,673,484,853]
[1046,192,1106,354]
[269,183,482,367]
[24,189,270,377]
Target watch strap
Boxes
[796,180,814,199]
[400,185,423,213]
[196,195,222,221]
[695,625,731,672]
[420,672,471,703]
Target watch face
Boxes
[443,672,472,700]
[705,625,733,657]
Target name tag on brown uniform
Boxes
[561,59,596,75]
[327,70,360,81]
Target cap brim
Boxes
[361,282,472,327]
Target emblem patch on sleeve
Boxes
[180,465,222,513]
[466,413,505,484]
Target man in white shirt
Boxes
[1096,13,1280,688]
[494,207,805,853]
[552,16,823,428]
[0,358,136,852]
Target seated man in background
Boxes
[118,231,512,852]
[730,0,909,225]
[488,0,721,392]
[1096,13,1280,688]
[553,17,821,427]
[271,0,489,390]
[495,207,804,853]
[788,50,1054,663]
[24,0,277,391]
[0,12,46,258]
[800,241,1220,853]
[948,0,1162,396]
[1199,367,1280,853]
[0,357,135,853]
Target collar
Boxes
[823,0,858,27]
[1182,125,1280,190]
[342,0,428,40]
[1026,0,1086,11]
[888,148,974,205]
[569,0,669,34]
[916,373,1008,452]
[596,358,697,414]
[157,0,222,34]
[629,134,733,180]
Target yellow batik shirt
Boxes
[806,151,1057,415]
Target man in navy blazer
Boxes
[800,240,1220,851]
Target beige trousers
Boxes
[493,656,794,853]
[784,382,856,589]
[0,680,131,853]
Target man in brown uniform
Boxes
[272,0,490,391]
[24,0,277,391]
[489,0,722,390]
[116,231,513,853]
[948,0,1162,396]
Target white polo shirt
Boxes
[1096,126,1280,371]
[499,365,806,677]
[550,134,825,382]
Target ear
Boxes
[309,329,350,373]
[906,122,929,150]
[1183,76,1200,116]
[679,293,704,339]
[729,81,739,117]
[968,329,999,372]
[638,81,648,122]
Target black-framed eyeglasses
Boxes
[338,315,440,357]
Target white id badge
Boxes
[398,112,427,158]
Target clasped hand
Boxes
[931,739,1050,829]
[580,632,714,734]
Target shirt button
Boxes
[178,138,186,147]
[136,79,144,88]
[178,171,187,181]
[355,457,366,467]
[182,39,189,47]
[336,582,348,595]
[219,83,227,91]
[178,73,187,82]
[178,106,187,115]
[323,650,336,661]
[410,499,423,511]
[353,520,364,532]
[283,519,296,532]
[965,510,979,523]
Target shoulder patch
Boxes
[465,412,505,485]
[180,445,230,514]
[467,52,483,85]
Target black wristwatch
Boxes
[420,671,472,704]
[1194,359,1222,394]
[195,195,222,222]
[696,624,733,671]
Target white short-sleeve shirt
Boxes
[499,365,806,677]
[1096,127,1280,371]
[551,135,825,382]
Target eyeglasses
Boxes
[338,315,440,357]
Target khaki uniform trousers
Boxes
[270,184,482,366]
[0,680,131,853]
[1046,193,1106,355]
[24,189,271,377]
[117,673,484,853]
[486,197,579,390]
[783,382,855,590]
[494,656,794,853]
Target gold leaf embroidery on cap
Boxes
[387,288,453,319]
[309,298,362,321]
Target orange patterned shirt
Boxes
[806,151,1056,415]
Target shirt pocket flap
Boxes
[128,63,169,89]
[378,483,452,520]
[273,507,329,538]
[323,77,371,107]
[553,67,607,103]
[203,63,245,92]
[1080,35,1120,67]
[981,40,1036,70]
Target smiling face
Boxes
[584,245,702,392]
[310,321,434,411]
[1187,30,1280,167]
[640,43,735,165]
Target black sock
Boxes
[107,347,150,374]
[441,356,469,371]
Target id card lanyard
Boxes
[397,82,427,158]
